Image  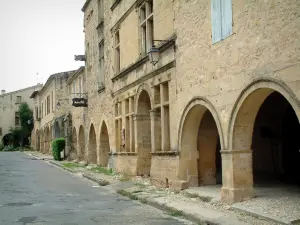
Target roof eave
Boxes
[82,0,92,12]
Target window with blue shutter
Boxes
[211,0,232,44]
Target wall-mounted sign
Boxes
[72,98,88,107]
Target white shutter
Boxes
[211,0,222,44]
[221,0,233,39]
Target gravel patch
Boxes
[232,186,300,223]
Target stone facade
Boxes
[36,0,300,204]
[31,70,76,154]
[66,66,88,161]
[0,84,42,145]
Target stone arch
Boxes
[88,124,97,164]
[136,89,152,176]
[224,79,300,202]
[178,97,224,186]
[228,78,300,150]
[78,125,85,161]
[2,133,10,146]
[99,121,111,167]
[134,83,154,113]
[70,127,77,160]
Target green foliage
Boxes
[0,143,4,151]
[19,103,34,137]
[9,127,24,147]
[52,138,65,161]
[4,103,34,148]
[90,166,114,176]
[2,145,16,152]
[62,162,83,169]
[167,210,184,218]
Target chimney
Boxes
[1,90,5,95]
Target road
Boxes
[0,152,193,225]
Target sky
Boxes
[0,0,85,93]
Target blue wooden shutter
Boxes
[211,0,222,44]
[221,0,233,39]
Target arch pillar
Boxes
[150,109,161,153]
[220,149,253,203]
[224,79,300,203]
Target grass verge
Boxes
[90,166,114,176]
[61,162,83,169]
[167,210,184,217]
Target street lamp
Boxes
[148,45,160,66]
[148,39,175,66]
[56,102,61,110]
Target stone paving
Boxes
[233,185,300,224]
[26,151,300,225]
[183,184,300,224]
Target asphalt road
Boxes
[0,152,194,225]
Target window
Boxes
[51,91,54,112]
[15,112,20,126]
[211,0,232,44]
[140,0,153,55]
[16,96,22,104]
[114,31,120,73]
[41,103,43,118]
[47,96,50,114]
[35,106,39,119]
[79,77,82,94]
[73,81,76,97]
[99,40,105,84]
[98,0,104,23]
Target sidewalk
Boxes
[25,151,280,225]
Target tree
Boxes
[19,103,34,146]
[9,127,23,147]
[5,103,34,148]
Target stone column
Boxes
[129,115,134,152]
[64,113,72,160]
[150,110,161,153]
[133,115,138,153]
[221,149,253,203]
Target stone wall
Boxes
[0,84,42,144]
[80,0,300,202]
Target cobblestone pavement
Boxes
[0,152,195,225]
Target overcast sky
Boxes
[0,0,85,93]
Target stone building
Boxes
[39,0,300,204]
[66,66,88,161]
[0,84,42,145]
[30,70,76,154]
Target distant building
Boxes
[0,84,42,145]
[30,70,77,154]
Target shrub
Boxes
[52,138,65,161]
[0,143,4,151]
[3,145,16,152]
